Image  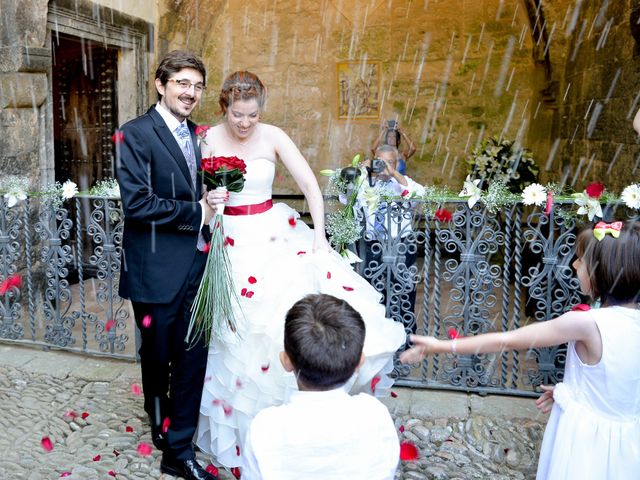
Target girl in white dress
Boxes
[195,71,406,471]
[401,220,640,480]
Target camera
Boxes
[386,120,397,131]
[371,158,386,173]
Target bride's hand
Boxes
[206,187,229,214]
[312,235,332,253]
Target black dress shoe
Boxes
[160,457,218,480]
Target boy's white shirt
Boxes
[242,387,399,480]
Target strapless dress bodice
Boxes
[226,158,274,207]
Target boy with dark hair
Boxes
[242,294,399,480]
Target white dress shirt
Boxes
[242,388,399,480]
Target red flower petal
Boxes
[236,445,241,456]
[231,467,241,479]
[241,287,247,296]
[141,315,152,328]
[585,181,605,199]
[327,271,331,279]
[390,391,398,398]
[113,449,120,457]
[544,190,553,215]
[245,291,254,298]
[261,363,270,372]
[401,189,410,197]
[400,441,419,461]
[136,442,153,456]
[224,236,235,246]
[130,383,142,396]
[370,376,381,394]
[125,426,134,433]
[399,425,405,433]
[342,286,354,291]
[108,470,117,477]
[288,216,296,227]
[60,472,72,477]
[235,378,243,389]
[435,208,453,223]
[105,319,116,332]
[202,242,211,253]
[447,328,461,339]
[81,412,90,419]
[248,276,257,284]
[162,417,171,434]
[222,403,233,417]
[297,251,306,255]
[111,130,124,144]
[206,465,219,476]
[63,410,78,419]
[571,303,591,311]
[0,274,22,295]
[41,437,53,451]
[93,454,101,461]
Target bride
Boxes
[195,71,405,470]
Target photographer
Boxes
[371,120,416,175]
[356,145,424,334]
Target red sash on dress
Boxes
[224,199,273,216]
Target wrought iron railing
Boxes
[0,195,637,395]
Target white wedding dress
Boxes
[195,157,406,469]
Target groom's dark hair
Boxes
[284,294,365,390]
[154,50,207,101]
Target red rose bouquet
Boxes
[187,156,247,346]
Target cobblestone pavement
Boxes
[0,345,546,479]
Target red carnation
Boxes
[585,181,605,199]
[435,208,453,223]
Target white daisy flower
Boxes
[621,184,640,210]
[521,183,547,206]
[62,180,78,200]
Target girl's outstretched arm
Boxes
[400,310,600,363]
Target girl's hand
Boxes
[399,335,439,363]
[535,384,555,413]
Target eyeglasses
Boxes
[168,78,206,93]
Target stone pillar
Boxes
[0,0,51,183]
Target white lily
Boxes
[62,180,78,200]
[621,184,640,210]
[361,186,379,212]
[459,175,482,208]
[573,192,603,221]
[3,190,26,208]
[521,183,546,206]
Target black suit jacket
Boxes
[116,106,204,304]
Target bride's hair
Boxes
[219,71,266,114]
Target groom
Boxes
[116,50,223,480]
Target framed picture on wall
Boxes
[337,60,381,119]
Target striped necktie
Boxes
[176,123,196,188]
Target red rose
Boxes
[194,125,211,138]
[585,181,605,199]
[435,208,453,223]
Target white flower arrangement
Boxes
[458,175,482,208]
[62,180,78,200]
[1,176,29,207]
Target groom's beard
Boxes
[162,93,198,122]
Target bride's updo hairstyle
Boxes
[219,71,266,115]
